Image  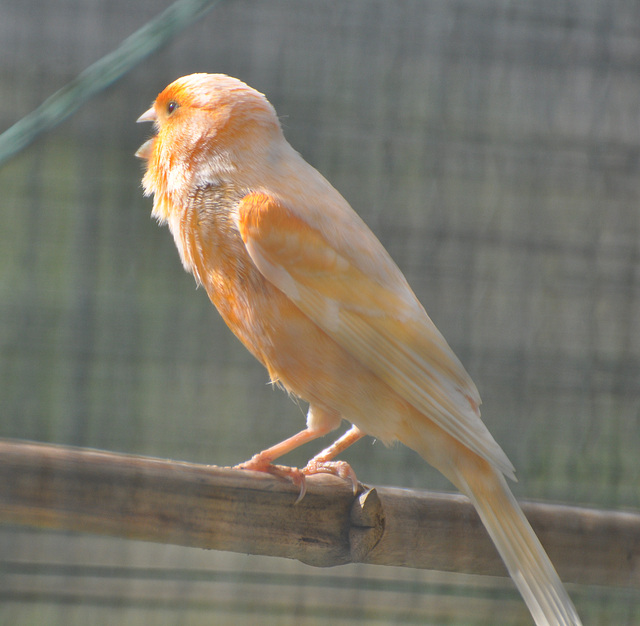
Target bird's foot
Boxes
[302,459,360,496]
[234,454,307,501]
[234,454,360,503]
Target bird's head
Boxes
[136,74,283,199]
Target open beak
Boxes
[135,138,154,160]
[136,106,157,159]
[136,106,157,124]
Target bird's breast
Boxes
[168,183,302,378]
[163,182,368,409]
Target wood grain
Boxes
[0,438,637,587]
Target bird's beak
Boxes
[136,107,157,124]
[135,138,154,160]
[136,106,157,159]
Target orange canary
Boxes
[136,74,581,625]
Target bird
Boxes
[136,73,582,625]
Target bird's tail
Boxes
[453,460,582,625]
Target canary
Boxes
[136,74,581,625]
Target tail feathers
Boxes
[458,467,582,626]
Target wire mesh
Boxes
[1,0,639,623]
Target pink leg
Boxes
[234,419,365,501]
[235,426,328,469]
[234,420,337,498]
[302,425,366,493]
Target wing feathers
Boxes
[238,192,514,478]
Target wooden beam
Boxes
[0,438,637,587]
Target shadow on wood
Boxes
[0,438,637,588]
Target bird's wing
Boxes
[236,192,514,478]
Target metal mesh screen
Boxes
[1,0,639,623]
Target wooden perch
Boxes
[0,438,637,588]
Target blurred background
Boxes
[1,0,639,623]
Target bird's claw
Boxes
[234,455,359,503]
[234,456,307,502]
[302,459,360,495]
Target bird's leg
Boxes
[234,427,325,496]
[235,407,366,500]
[234,406,343,499]
[235,426,326,471]
[302,424,365,494]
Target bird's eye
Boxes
[167,101,179,115]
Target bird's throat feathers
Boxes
[142,139,235,225]
[139,74,285,226]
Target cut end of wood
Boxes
[349,488,385,562]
